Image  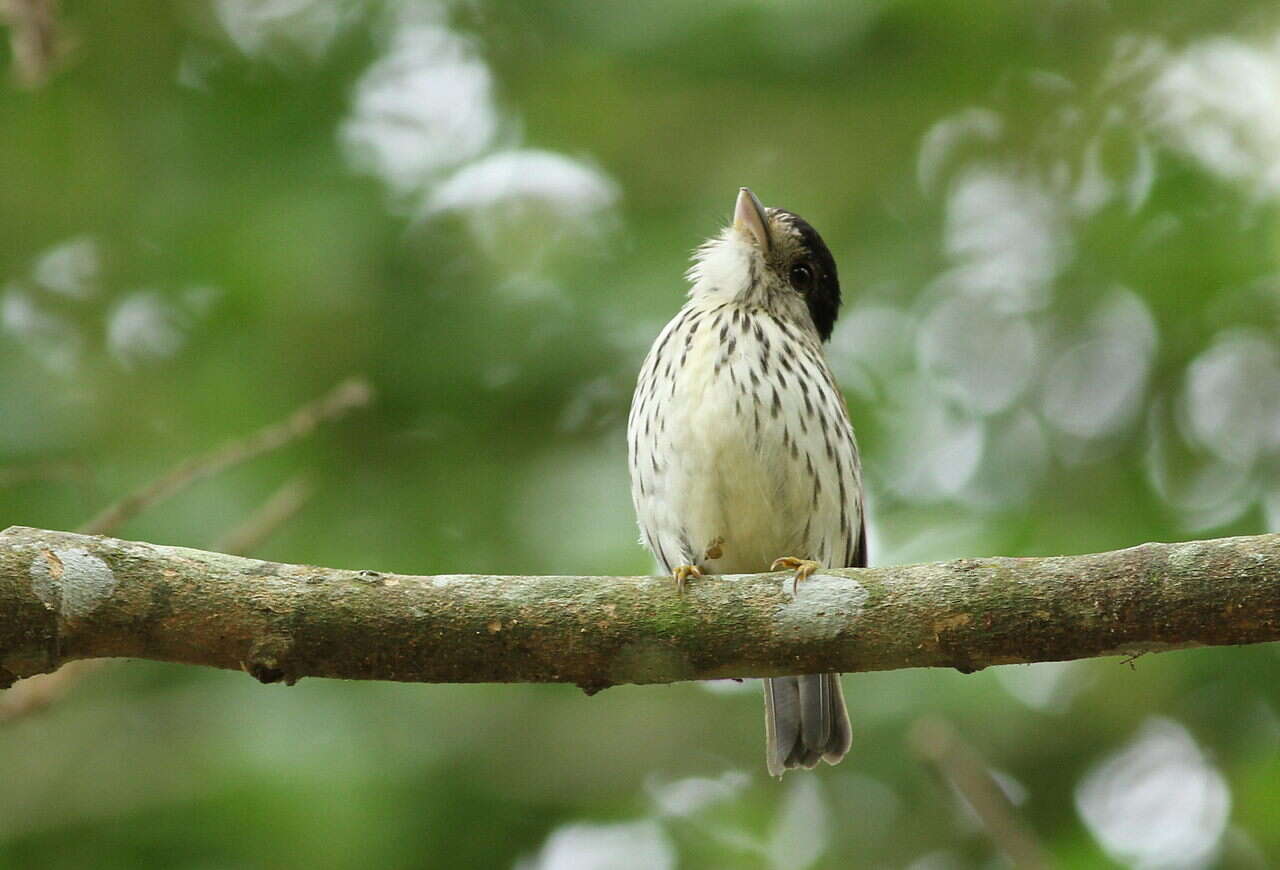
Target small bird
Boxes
[628,187,865,776]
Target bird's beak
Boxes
[733,187,770,253]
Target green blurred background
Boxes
[5,1,1280,866]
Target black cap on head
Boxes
[775,209,841,342]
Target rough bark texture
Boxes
[2,525,1278,693]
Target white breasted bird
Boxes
[628,187,864,776]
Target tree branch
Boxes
[0,481,314,722]
[2,526,1278,693]
[0,380,371,720]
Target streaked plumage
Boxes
[628,188,864,775]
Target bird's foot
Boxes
[672,564,703,594]
[771,557,823,595]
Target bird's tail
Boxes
[763,673,851,776]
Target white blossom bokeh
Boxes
[1076,718,1231,870]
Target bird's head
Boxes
[687,187,842,342]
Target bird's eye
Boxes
[789,263,814,289]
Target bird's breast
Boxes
[630,303,850,572]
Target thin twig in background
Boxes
[213,475,314,558]
[0,659,95,722]
[909,717,1051,870]
[0,459,89,488]
[1,379,371,722]
[81,377,371,537]
[2,0,60,88]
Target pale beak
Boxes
[733,187,770,253]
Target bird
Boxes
[627,187,865,776]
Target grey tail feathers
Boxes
[763,673,851,777]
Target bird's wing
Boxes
[787,345,864,571]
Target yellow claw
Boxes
[771,557,823,595]
[672,564,703,594]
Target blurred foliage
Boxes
[5,0,1280,867]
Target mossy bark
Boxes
[2,526,1278,692]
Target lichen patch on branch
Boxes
[772,574,869,640]
[28,547,117,619]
